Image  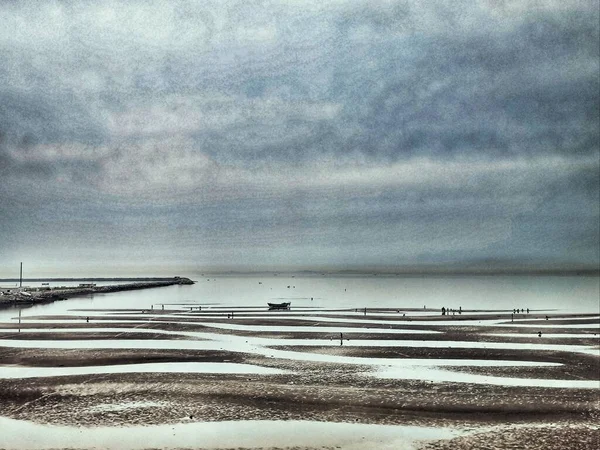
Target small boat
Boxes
[268,302,291,310]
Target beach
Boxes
[0,275,598,449]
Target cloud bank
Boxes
[0,0,598,275]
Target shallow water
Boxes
[372,366,600,389]
[488,333,600,339]
[13,310,600,334]
[0,329,595,355]
[0,275,597,390]
[0,418,463,450]
[0,362,288,379]
[0,333,576,391]
[1,275,598,322]
[174,322,441,334]
[0,323,440,335]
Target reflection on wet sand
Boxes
[0,282,598,450]
[0,362,288,379]
[0,308,598,390]
[0,417,462,450]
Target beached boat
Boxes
[268,302,291,310]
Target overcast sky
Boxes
[0,0,598,276]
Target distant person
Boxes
[527,308,530,314]
[86,317,89,323]
[538,331,542,337]
[340,333,343,346]
[545,315,549,320]
[441,307,446,316]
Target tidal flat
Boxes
[0,275,598,449]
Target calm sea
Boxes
[0,275,598,322]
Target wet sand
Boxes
[0,306,598,449]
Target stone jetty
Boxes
[0,277,194,309]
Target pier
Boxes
[0,277,194,309]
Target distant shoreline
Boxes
[1,269,598,282]
[187,270,599,277]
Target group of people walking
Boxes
[441,306,462,315]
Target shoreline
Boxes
[0,277,194,310]
[0,283,597,449]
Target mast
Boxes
[19,262,22,288]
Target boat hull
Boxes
[268,302,291,310]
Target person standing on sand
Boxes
[340,333,343,346]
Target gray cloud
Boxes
[0,0,598,274]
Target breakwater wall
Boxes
[0,277,194,309]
